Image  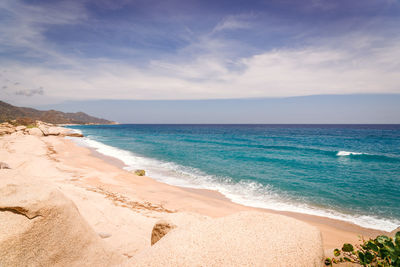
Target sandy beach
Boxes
[0,129,389,266]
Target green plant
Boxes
[325,231,400,266]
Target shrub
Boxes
[325,231,400,266]
[15,117,36,126]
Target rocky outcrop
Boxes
[151,220,177,245]
[131,211,324,266]
[0,178,123,266]
[0,121,83,138]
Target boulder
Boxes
[0,178,123,266]
[131,211,324,266]
[10,131,24,137]
[26,127,44,136]
[37,124,49,136]
[0,162,10,169]
[0,126,16,135]
[15,125,27,131]
[48,126,62,136]
[151,220,177,245]
[134,169,146,176]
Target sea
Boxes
[66,124,400,232]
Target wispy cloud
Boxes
[212,14,254,33]
[15,87,44,97]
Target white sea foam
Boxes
[68,136,400,232]
[337,150,364,156]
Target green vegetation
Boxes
[325,231,400,267]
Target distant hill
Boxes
[0,101,115,125]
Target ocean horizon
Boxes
[67,124,400,232]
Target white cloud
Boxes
[0,1,399,105]
[2,35,399,104]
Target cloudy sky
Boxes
[0,0,399,107]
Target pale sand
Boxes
[0,133,388,258]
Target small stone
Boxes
[98,232,112,239]
[134,169,146,176]
[0,162,11,169]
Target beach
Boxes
[0,126,391,266]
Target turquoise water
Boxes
[67,124,400,231]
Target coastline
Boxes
[0,130,391,265]
[78,135,388,250]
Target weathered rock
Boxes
[151,220,177,245]
[134,169,146,176]
[131,211,324,266]
[47,126,62,136]
[64,132,84,137]
[0,126,16,135]
[10,131,24,137]
[0,162,10,169]
[15,125,27,131]
[37,124,49,136]
[0,178,123,266]
[0,122,14,128]
[26,127,43,136]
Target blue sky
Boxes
[0,0,399,121]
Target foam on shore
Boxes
[68,136,400,232]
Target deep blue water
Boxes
[67,124,400,231]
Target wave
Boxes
[336,150,400,162]
[67,135,400,232]
[337,151,365,156]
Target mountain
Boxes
[0,101,115,125]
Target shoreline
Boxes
[1,129,393,265]
[79,136,388,250]
[68,130,399,233]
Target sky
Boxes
[42,95,400,124]
[0,0,400,122]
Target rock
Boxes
[64,132,84,137]
[98,232,112,239]
[0,126,16,135]
[0,178,123,266]
[0,122,13,128]
[134,169,146,176]
[10,131,24,137]
[47,127,62,136]
[15,125,26,131]
[131,211,324,266]
[151,220,177,245]
[37,124,49,136]
[0,162,10,169]
[26,127,43,136]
